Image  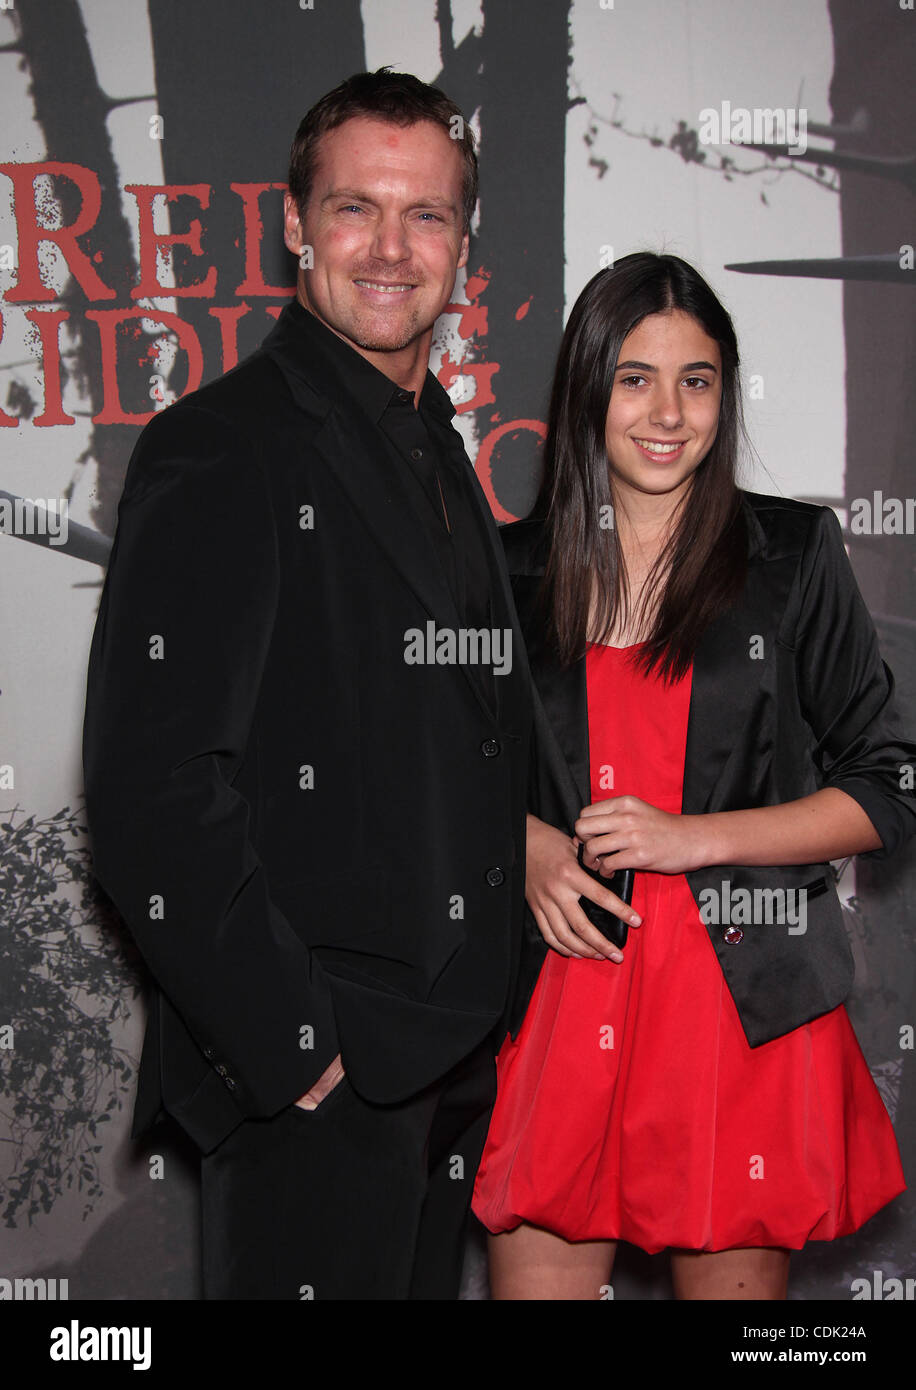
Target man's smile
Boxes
[353,279,416,294]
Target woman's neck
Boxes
[613,489,683,559]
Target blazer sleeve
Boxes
[791,504,916,859]
[82,402,340,1120]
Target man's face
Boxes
[284,116,469,372]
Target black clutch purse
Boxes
[576,842,634,949]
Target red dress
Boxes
[472,643,905,1252]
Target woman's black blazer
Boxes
[502,491,916,1047]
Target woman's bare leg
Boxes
[488,1223,617,1300]
[670,1247,790,1300]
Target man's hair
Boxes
[288,67,478,231]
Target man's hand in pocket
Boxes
[294,1054,345,1110]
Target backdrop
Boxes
[1,0,913,1303]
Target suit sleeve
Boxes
[792,505,916,859]
[82,402,340,1119]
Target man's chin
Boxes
[346,319,430,353]
[351,334,417,353]
[346,303,437,354]
[307,299,434,356]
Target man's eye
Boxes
[417,212,443,222]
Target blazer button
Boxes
[224,1077,237,1092]
[203,1047,215,1061]
[724,926,744,945]
[215,1063,230,1078]
[481,738,500,757]
[486,867,505,887]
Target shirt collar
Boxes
[284,296,457,426]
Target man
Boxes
[82,69,532,1300]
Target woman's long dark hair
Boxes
[532,252,748,682]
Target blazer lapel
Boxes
[510,572,592,827]
[683,500,789,815]
[537,652,591,812]
[264,327,505,725]
[683,604,766,815]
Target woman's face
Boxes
[604,308,722,508]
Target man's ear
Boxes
[457,228,470,271]
[283,192,304,254]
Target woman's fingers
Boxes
[530,902,581,958]
[525,816,638,962]
[562,901,625,961]
[531,894,626,962]
[581,842,618,870]
[578,880,641,929]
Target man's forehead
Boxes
[310,117,464,201]
[315,115,457,166]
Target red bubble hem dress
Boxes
[472,642,905,1253]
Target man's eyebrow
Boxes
[320,188,373,206]
[320,189,458,212]
[615,359,719,373]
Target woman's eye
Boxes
[619,375,646,389]
[683,376,710,389]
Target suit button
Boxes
[215,1063,229,1078]
[724,926,744,945]
[486,867,505,887]
[224,1077,237,1092]
[481,738,500,757]
[203,1047,215,1061]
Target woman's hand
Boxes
[575,796,710,875]
[526,814,642,961]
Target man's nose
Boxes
[370,212,411,263]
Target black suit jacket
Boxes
[82,304,532,1155]
[503,491,916,1046]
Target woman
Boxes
[471,253,914,1300]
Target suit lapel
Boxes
[264,321,512,725]
[458,460,534,720]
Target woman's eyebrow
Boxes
[614,359,718,372]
